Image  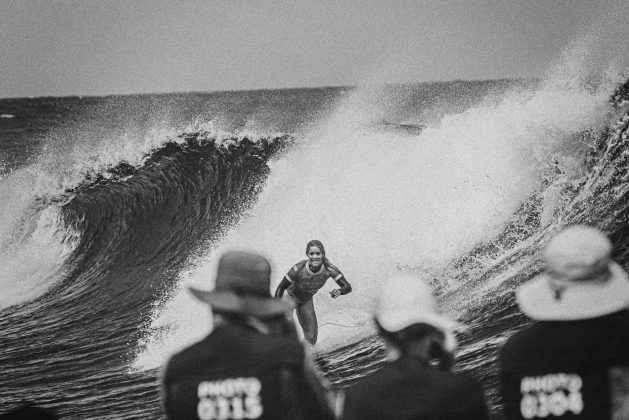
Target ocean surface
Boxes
[1,68,628,419]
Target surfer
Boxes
[162,250,335,420]
[274,240,352,345]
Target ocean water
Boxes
[1,63,629,418]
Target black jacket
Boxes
[342,356,490,420]
[162,323,334,420]
[499,310,629,419]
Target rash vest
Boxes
[285,260,344,304]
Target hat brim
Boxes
[517,261,629,321]
[375,312,463,353]
[189,288,295,318]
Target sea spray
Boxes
[0,201,80,309]
[136,69,617,371]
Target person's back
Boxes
[500,311,629,419]
[0,404,58,420]
[164,322,332,420]
[343,356,489,420]
[499,225,629,419]
[341,275,489,420]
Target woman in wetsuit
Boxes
[274,240,352,345]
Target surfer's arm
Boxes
[328,265,351,298]
[334,276,352,295]
[276,264,300,298]
[274,276,291,298]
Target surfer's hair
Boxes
[306,239,331,268]
[376,320,454,371]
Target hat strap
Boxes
[547,263,612,301]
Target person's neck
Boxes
[214,314,273,335]
[309,263,322,272]
[383,337,433,364]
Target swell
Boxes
[0,130,292,415]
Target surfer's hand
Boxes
[329,289,341,298]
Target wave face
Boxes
[0,116,292,417]
[1,70,628,418]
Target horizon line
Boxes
[0,77,536,102]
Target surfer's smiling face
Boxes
[307,246,323,268]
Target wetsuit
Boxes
[275,260,351,345]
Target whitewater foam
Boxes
[0,198,80,309]
[134,71,617,371]
[133,20,629,369]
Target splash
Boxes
[135,80,617,373]
[0,195,80,309]
[134,20,629,368]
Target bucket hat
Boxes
[517,225,629,321]
[375,275,462,352]
[189,250,295,318]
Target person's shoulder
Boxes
[232,324,304,357]
[448,370,485,393]
[166,325,246,365]
[325,261,342,274]
[445,372,489,416]
[499,323,541,353]
[291,260,308,272]
[252,333,305,367]
[601,311,629,352]
[264,330,304,350]
[417,369,487,412]
[498,326,538,369]
[417,364,482,390]
[165,334,214,373]
[345,365,484,412]
[343,374,382,412]
[345,362,402,397]
[501,312,629,356]
[342,381,383,420]
[605,310,629,329]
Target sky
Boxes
[0,0,627,98]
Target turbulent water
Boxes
[1,54,629,418]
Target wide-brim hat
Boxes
[375,275,463,352]
[517,262,629,320]
[189,250,295,318]
[517,225,629,321]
